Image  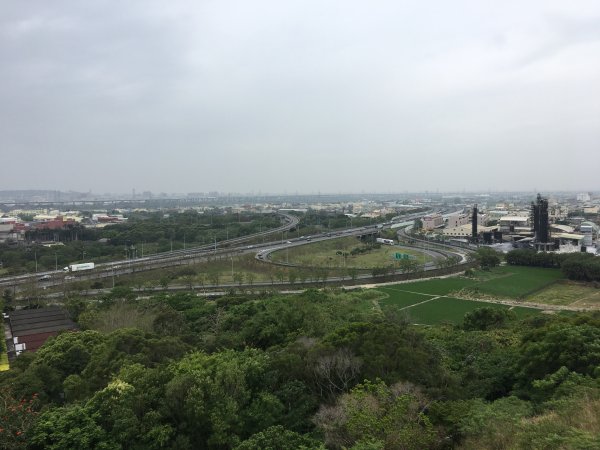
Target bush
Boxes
[463,307,516,331]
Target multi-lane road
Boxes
[1,209,472,293]
[0,212,299,291]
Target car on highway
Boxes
[65,275,75,280]
[38,275,51,281]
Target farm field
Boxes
[466,266,564,299]
[377,288,434,309]
[404,297,539,325]
[373,288,540,325]
[271,236,436,268]
[370,265,566,325]
[525,281,600,308]
[377,265,563,299]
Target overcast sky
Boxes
[1,1,599,194]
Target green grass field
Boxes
[368,265,565,325]
[380,278,478,296]
[466,266,564,299]
[402,297,540,325]
[271,237,436,268]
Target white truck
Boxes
[376,238,395,245]
[63,262,95,272]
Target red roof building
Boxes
[8,307,78,354]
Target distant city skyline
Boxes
[2,1,599,193]
[0,188,597,200]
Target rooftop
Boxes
[9,306,78,338]
[499,216,529,222]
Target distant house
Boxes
[7,306,78,355]
[0,223,13,242]
[33,216,77,230]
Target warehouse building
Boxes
[7,307,78,355]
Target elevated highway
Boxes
[2,209,474,294]
[0,212,299,291]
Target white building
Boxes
[422,214,444,230]
[446,213,470,228]
[580,222,594,247]
[553,232,585,251]
[577,193,591,202]
[442,224,497,238]
[499,216,529,233]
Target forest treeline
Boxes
[1,287,599,449]
[506,249,600,282]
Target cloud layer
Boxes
[1,1,599,193]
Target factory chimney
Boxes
[472,204,478,240]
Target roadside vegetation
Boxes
[0,211,282,275]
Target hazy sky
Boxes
[1,1,599,194]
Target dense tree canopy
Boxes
[0,288,599,449]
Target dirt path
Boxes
[447,295,595,312]
[396,296,443,311]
